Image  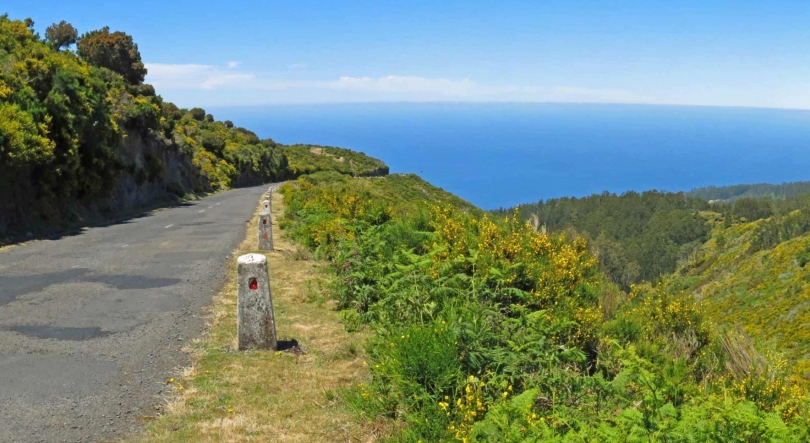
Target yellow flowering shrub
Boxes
[282,172,810,442]
[444,375,488,443]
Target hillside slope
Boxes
[275,173,810,441]
[500,191,712,289]
[281,144,389,178]
[664,209,810,376]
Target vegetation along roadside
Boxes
[128,189,381,442]
[130,170,810,442]
[273,172,809,442]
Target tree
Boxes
[200,130,226,155]
[162,102,182,121]
[45,21,78,50]
[733,197,773,222]
[77,27,147,84]
[189,108,206,121]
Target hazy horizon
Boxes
[209,102,810,208]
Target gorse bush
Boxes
[0,15,121,222]
[280,173,810,442]
[76,26,147,84]
[173,111,286,190]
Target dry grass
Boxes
[127,191,379,443]
[721,327,768,379]
[309,147,345,162]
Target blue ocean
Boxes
[210,103,810,209]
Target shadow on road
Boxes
[0,199,199,249]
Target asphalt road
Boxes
[0,184,274,443]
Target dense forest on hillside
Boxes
[496,192,713,289]
[0,15,385,238]
[499,188,810,290]
[689,181,810,202]
[280,173,810,441]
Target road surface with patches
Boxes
[0,184,274,442]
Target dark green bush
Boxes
[189,107,206,121]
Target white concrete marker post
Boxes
[258,185,275,251]
[237,253,277,350]
[258,208,274,251]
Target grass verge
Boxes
[127,191,379,442]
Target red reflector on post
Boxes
[263,220,267,225]
[249,278,258,290]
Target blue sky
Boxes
[5,1,810,109]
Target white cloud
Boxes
[144,62,656,106]
[202,74,256,89]
[145,63,255,90]
[143,61,810,109]
[145,63,215,89]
